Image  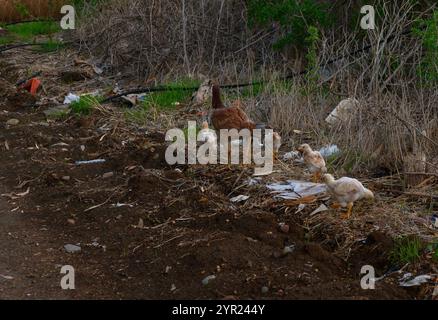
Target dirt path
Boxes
[0,168,68,299]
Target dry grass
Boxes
[74,0,437,176]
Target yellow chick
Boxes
[323,174,374,219]
[198,121,217,145]
[297,144,327,182]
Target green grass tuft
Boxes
[70,95,102,116]
[390,236,423,265]
[6,21,60,40]
[142,78,200,110]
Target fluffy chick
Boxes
[198,121,217,145]
[297,143,327,182]
[323,174,374,219]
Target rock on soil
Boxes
[64,244,81,253]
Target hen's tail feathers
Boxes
[212,84,224,109]
[364,188,374,199]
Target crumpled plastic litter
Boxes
[63,93,80,105]
[325,98,359,125]
[310,204,329,216]
[230,195,250,203]
[20,78,41,96]
[399,274,433,287]
[283,151,301,161]
[319,144,340,158]
[75,159,106,165]
[267,180,327,200]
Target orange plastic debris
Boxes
[20,78,41,96]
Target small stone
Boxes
[67,219,76,225]
[170,284,176,291]
[62,176,71,181]
[261,286,269,294]
[202,275,216,285]
[279,222,290,233]
[64,244,81,253]
[102,172,114,179]
[6,119,19,126]
[164,266,172,274]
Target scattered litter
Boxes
[20,78,41,96]
[399,274,433,287]
[64,244,81,253]
[67,219,75,225]
[325,98,359,125]
[121,94,147,106]
[0,274,14,280]
[293,129,303,134]
[111,202,135,209]
[246,177,261,186]
[310,204,329,216]
[267,180,327,200]
[164,266,172,274]
[202,275,216,285]
[261,286,269,294]
[75,159,106,165]
[283,245,295,255]
[282,151,301,161]
[319,145,340,158]
[230,195,250,203]
[295,203,306,213]
[63,93,80,105]
[6,119,19,126]
[86,240,107,252]
[170,284,177,292]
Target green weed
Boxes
[390,236,423,265]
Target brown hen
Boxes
[210,84,256,131]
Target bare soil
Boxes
[0,47,435,300]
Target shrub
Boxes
[247,0,332,50]
[413,10,438,84]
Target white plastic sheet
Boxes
[266,180,327,200]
